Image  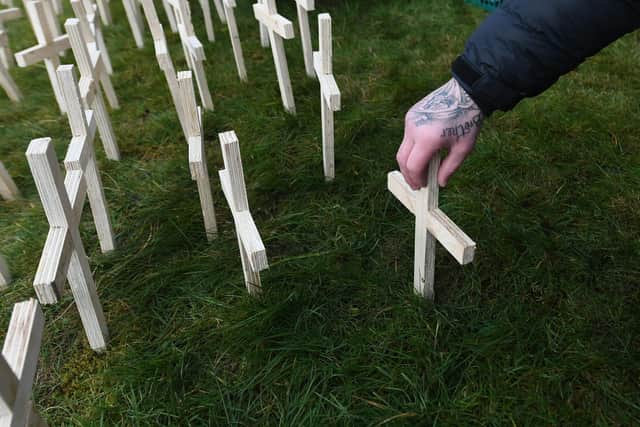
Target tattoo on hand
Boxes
[410,78,483,131]
[441,113,482,140]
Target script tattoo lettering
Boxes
[409,78,483,140]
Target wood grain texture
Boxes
[121,0,144,47]
[197,0,215,41]
[0,299,46,427]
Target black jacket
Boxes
[452,0,640,116]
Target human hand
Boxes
[396,78,484,189]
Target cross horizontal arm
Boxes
[252,3,294,39]
[313,53,340,111]
[0,8,21,24]
[14,35,69,67]
[387,171,476,265]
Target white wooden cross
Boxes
[25,64,113,352]
[177,71,217,240]
[222,0,246,82]
[314,14,340,181]
[0,161,19,201]
[253,0,296,114]
[0,299,48,427]
[196,0,214,41]
[0,255,10,288]
[22,0,62,40]
[164,0,213,110]
[295,0,315,78]
[122,0,145,48]
[218,131,268,295]
[65,18,120,160]
[14,0,70,113]
[0,64,20,101]
[387,155,476,299]
[140,0,188,137]
[71,0,113,74]
[83,0,111,26]
[0,7,21,69]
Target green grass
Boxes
[1,0,639,424]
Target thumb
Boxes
[438,140,474,187]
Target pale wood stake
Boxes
[313,14,340,181]
[197,0,215,41]
[0,7,22,69]
[223,0,246,82]
[71,0,113,74]
[177,71,217,240]
[295,0,315,78]
[387,156,476,299]
[0,161,20,200]
[65,18,120,160]
[26,137,109,351]
[253,0,296,114]
[212,0,225,23]
[218,131,268,295]
[122,0,145,48]
[0,255,10,289]
[14,0,70,113]
[0,299,48,427]
[163,0,213,110]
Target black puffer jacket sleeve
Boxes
[451,0,640,116]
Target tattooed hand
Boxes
[396,78,483,189]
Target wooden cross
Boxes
[164,0,213,110]
[122,0,145,48]
[196,0,214,41]
[15,0,70,113]
[0,161,19,201]
[0,7,21,69]
[0,255,10,288]
[387,154,476,299]
[65,18,120,160]
[313,14,340,181]
[222,0,246,82]
[140,0,188,137]
[0,299,48,426]
[253,0,296,114]
[295,0,315,78]
[218,131,268,295]
[70,0,113,75]
[177,71,217,240]
[25,64,113,352]
[22,0,62,40]
[82,0,111,26]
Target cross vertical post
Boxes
[218,131,268,295]
[313,13,340,181]
[0,255,10,288]
[177,71,217,240]
[387,157,476,299]
[223,0,246,81]
[295,0,315,78]
[0,7,22,69]
[197,0,215,41]
[122,0,145,48]
[253,0,296,114]
[71,0,113,74]
[0,299,47,427]
[65,17,120,160]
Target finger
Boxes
[405,141,440,190]
[438,140,474,187]
[396,137,417,188]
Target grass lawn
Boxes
[1,0,639,424]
